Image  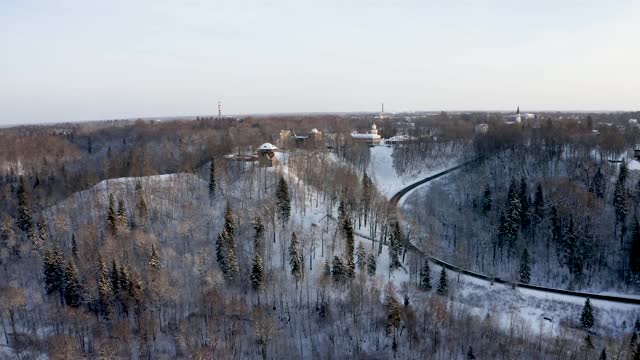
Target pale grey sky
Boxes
[1,0,638,124]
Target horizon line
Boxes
[2,108,638,128]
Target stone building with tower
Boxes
[351,123,381,145]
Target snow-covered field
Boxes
[445,265,639,337]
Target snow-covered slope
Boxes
[360,144,461,198]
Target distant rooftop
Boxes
[258,143,278,151]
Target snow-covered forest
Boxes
[1,113,640,359]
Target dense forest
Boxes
[1,112,640,359]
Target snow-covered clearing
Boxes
[366,144,457,198]
[442,265,639,337]
[628,159,640,171]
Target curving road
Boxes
[388,159,640,306]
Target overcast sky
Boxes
[1,0,638,124]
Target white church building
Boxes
[351,123,382,145]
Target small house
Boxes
[257,143,279,167]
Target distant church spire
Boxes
[516,106,520,114]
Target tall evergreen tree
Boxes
[135,181,148,227]
[289,232,303,284]
[110,260,120,294]
[217,203,239,281]
[361,172,373,225]
[505,178,522,251]
[96,253,112,316]
[496,209,507,250]
[36,214,49,248]
[533,183,545,224]
[127,272,143,308]
[343,216,355,256]
[630,219,640,275]
[254,216,265,256]
[15,176,33,233]
[223,202,235,235]
[437,267,448,295]
[216,232,227,274]
[96,252,106,282]
[107,193,117,235]
[366,253,377,276]
[565,217,583,275]
[388,221,403,270]
[519,177,530,229]
[149,243,160,271]
[118,264,131,314]
[250,254,264,291]
[63,260,82,307]
[519,248,531,284]
[208,158,216,196]
[550,205,563,249]
[43,248,65,305]
[614,175,628,218]
[613,175,629,243]
[356,242,367,270]
[118,264,130,295]
[98,270,112,316]
[580,297,594,330]
[420,260,432,291]
[338,199,347,223]
[224,234,239,282]
[116,198,127,230]
[589,168,606,199]
[343,217,355,278]
[275,175,291,225]
[332,256,345,284]
[614,162,630,247]
[71,234,79,261]
[481,185,492,215]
